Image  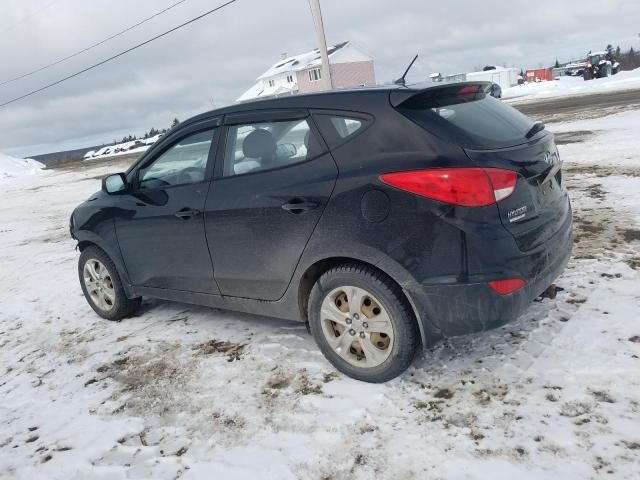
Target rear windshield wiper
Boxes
[525,121,545,139]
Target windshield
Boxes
[396,85,536,149]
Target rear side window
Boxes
[396,85,535,149]
[222,118,323,177]
[331,117,363,138]
[313,114,369,149]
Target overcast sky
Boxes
[1,0,639,157]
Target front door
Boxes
[114,125,220,293]
[205,112,338,300]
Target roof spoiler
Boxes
[389,81,491,107]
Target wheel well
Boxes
[77,240,95,252]
[298,257,413,322]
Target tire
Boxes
[308,263,421,383]
[78,246,141,321]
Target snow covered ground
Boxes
[0,152,43,183]
[504,68,640,103]
[1,110,639,479]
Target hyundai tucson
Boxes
[70,82,572,382]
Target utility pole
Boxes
[309,0,333,89]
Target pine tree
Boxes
[554,58,560,68]
[171,118,180,128]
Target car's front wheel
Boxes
[308,264,421,383]
[78,246,141,321]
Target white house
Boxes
[466,67,519,90]
[237,41,376,102]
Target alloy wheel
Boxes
[83,258,116,311]
[319,286,394,368]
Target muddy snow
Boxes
[1,111,640,479]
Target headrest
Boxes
[242,129,277,159]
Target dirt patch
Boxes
[568,203,632,260]
[559,401,594,417]
[210,411,246,431]
[566,297,587,305]
[433,388,454,399]
[294,371,323,395]
[264,367,292,391]
[97,343,198,417]
[192,339,246,362]
[564,164,640,178]
[554,130,597,145]
[622,229,640,242]
[323,372,339,383]
[473,381,509,406]
[622,440,640,450]
[628,336,640,343]
[589,389,615,403]
[413,399,445,422]
[583,184,607,201]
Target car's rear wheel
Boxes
[78,246,141,321]
[308,263,421,382]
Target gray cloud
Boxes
[1,0,638,156]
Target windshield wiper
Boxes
[525,121,545,139]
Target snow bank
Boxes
[504,67,640,102]
[0,152,44,182]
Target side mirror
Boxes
[102,173,128,194]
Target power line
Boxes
[0,0,238,108]
[0,0,189,87]
[2,0,190,87]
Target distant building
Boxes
[429,72,466,83]
[466,67,519,89]
[427,66,518,90]
[525,68,553,82]
[237,41,376,102]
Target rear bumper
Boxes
[406,208,572,341]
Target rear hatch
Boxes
[392,83,570,252]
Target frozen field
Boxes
[504,68,640,103]
[1,111,639,479]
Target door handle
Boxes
[174,208,201,219]
[281,199,319,214]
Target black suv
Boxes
[70,82,572,382]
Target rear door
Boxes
[394,83,570,251]
[204,110,338,300]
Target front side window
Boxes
[138,129,215,189]
[223,118,322,177]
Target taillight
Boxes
[379,168,517,207]
[488,278,526,295]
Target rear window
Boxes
[396,85,535,149]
